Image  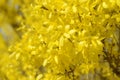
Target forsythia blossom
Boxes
[0,0,120,80]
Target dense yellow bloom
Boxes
[0,0,120,80]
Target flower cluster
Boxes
[0,0,120,80]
